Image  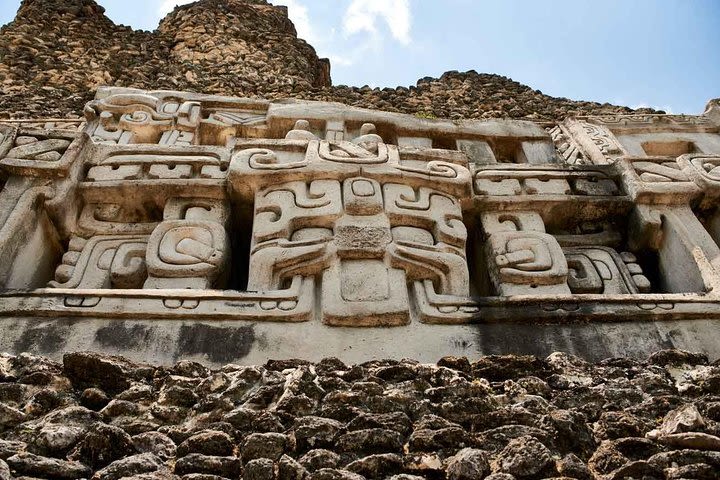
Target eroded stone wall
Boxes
[0,0,330,118]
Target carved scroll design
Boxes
[144,220,229,289]
[246,176,471,325]
[547,125,588,165]
[618,156,701,204]
[6,88,720,328]
[680,155,720,196]
[85,93,202,145]
[49,236,148,289]
[474,165,620,197]
[565,247,650,294]
[488,231,569,292]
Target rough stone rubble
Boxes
[0,0,659,121]
[1,350,720,479]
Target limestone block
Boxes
[564,247,650,294]
[49,236,148,290]
[457,139,497,165]
[145,220,229,289]
[518,141,557,164]
[474,178,522,196]
[486,231,570,296]
[87,165,143,182]
[573,178,619,196]
[398,136,433,149]
[148,164,193,179]
[322,262,410,326]
[524,178,570,195]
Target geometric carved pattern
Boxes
[1,88,720,326]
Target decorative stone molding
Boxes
[2,88,720,329]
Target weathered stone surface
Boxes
[0,460,10,480]
[0,403,26,430]
[491,436,554,477]
[63,352,153,395]
[92,453,164,480]
[278,454,308,480]
[241,432,291,461]
[345,453,403,478]
[6,452,91,479]
[243,458,274,480]
[81,388,111,411]
[294,416,343,452]
[299,449,341,472]
[0,351,717,479]
[176,431,234,457]
[132,432,177,460]
[0,440,26,460]
[446,448,491,480]
[309,469,365,480]
[174,454,243,477]
[68,422,136,468]
[336,429,404,454]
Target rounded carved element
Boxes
[146,220,229,278]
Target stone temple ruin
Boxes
[3,2,720,478]
[1,88,720,364]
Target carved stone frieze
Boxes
[1,88,720,328]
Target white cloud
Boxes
[343,0,412,45]
[328,54,354,67]
[274,0,316,44]
[157,0,195,17]
[153,0,407,70]
[275,1,355,66]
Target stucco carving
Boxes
[2,88,720,326]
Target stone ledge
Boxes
[2,317,720,367]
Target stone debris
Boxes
[0,0,659,121]
[0,350,717,479]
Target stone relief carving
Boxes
[564,247,650,294]
[230,126,472,325]
[547,125,588,165]
[2,88,720,324]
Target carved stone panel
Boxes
[246,175,469,326]
[3,87,720,330]
[565,247,650,294]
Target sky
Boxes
[1,0,719,114]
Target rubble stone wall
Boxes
[1,350,720,480]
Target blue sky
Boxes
[1,0,718,114]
